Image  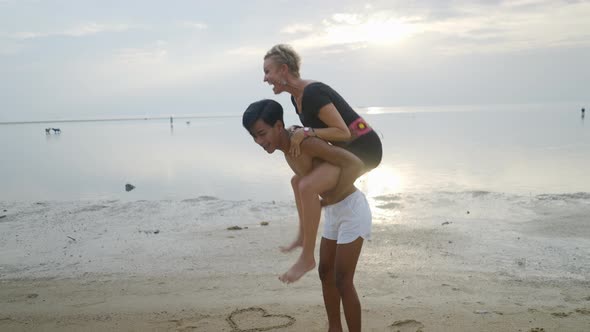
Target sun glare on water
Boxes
[357,164,403,198]
[366,107,385,114]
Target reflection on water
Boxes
[45,133,61,142]
[1,104,588,202]
[357,165,403,198]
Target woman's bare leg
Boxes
[280,175,304,253]
[279,162,340,283]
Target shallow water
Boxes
[0,103,588,201]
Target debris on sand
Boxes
[139,229,160,235]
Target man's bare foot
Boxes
[278,255,316,284]
[279,237,302,253]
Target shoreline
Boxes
[1,195,589,331]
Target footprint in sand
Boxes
[172,319,200,331]
[551,312,571,318]
[389,319,425,332]
[226,307,295,331]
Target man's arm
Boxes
[299,137,363,204]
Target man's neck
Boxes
[278,129,291,154]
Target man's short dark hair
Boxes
[243,99,284,134]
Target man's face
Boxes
[250,119,281,154]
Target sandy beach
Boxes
[1,192,589,331]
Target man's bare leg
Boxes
[279,162,339,283]
[335,237,364,332]
[280,175,304,253]
[319,237,343,332]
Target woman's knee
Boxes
[295,162,343,200]
[298,172,338,196]
[297,176,319,196]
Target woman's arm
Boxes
[313,103,351,141]
[288,103,351,157]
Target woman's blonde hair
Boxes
[264,44,301,78]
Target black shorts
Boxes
[337,130,382,171]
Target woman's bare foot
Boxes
[278,255,316,284]
[279,236,302,253]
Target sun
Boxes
[362,19,417,45]
[325,15,418,46]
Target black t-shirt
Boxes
[291,81,383,170]
[291,82,360,128]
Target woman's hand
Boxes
[288,127,305,157]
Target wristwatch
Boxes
[303,127,314,137]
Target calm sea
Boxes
[1,103,588,202]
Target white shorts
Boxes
[323,190,372,244]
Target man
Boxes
[243,99,372,332]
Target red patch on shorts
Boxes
[349,117,372,138]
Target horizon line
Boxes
[0,114,240,125]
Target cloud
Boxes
[281,1,590,55]
[116,41,169,64]
[178,21,208,30]
[419,0,590,54]
[286,11,422,53]
[226,46,266,56]
[10,22,134,40]
[58,39,262,102]
[78,42,184,95]
[331,13,363,25]
[281,23,313,34]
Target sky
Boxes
[1,0,589,122]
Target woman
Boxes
[263,44,382,283]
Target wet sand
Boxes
[1,193,589,331]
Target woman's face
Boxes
[263,57,285,95]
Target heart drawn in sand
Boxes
[226,307,296,332]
